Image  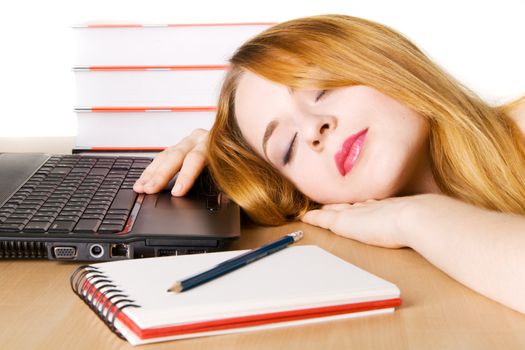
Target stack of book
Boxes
[73,23,274,153]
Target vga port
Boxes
[53,246,77,259]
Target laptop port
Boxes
[110,244,129,258]
[53,246,77,259]
[89,244,104,259]
[187,249,207,255]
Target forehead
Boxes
[234,71,291,154]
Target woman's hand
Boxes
[133,128,209,196]
[301,195,422,248]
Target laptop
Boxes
[0,153,240,262]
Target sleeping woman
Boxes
[134,15,525,314]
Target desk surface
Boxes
[1,137,525,350]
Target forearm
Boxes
[402,194,525,314]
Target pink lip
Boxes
[334,129,368,176]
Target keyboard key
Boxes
[18,203,41,210]
[92,195,114,202]
[84,208,107,215]
[62,205,85,211]
[29,215,55,222]
[90,168,109,176]
[22,199,45,205]
[73,219,102,233]
[31,191,52,196]
[10,209,35,216]
[89,200,112,207]
[0,223,25,232]
[46,198,68,205]
[81,213,105,220]
[102,219,127,226]
[5,218,30,225]
[6,213,31,220]
[105,214,129,221]
[55,215,80,222]
[49,220,76,233]
[40,204,64,212]
[50,166,72,175]
[1,203,19,209]
[24,221,52,232]
[98,224,124,233]
[131,161,149,169]
[34,211,59,218]
[107,209,130,215]
[60,210,83,217]
[112,164,131,170]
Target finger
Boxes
[171,143,208,196]
[133,129,209,193]
[142,148,191,193]
[133,153,171,192]
[133,159,159,192]
[321,203,352,211]
[135,132,202,189]
[301,209,339,230]
[134,151,182,193]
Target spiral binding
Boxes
[70,265,140,340]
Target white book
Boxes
[74,23,273,65]
[71,245,401,345]
[74,67,226,107]
[75,109,215,149]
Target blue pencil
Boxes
[167,231,304,293]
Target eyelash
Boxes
[315,89,327,102]
[283,132,298,165]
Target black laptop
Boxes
[0,153,240,261]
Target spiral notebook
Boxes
[70,245,402,345]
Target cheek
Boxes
[354,120,428,197]
[289,170,345,204]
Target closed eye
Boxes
[315,89,327,102]
[283,132,298,166]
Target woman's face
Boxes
[234,70,430,204]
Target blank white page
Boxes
[91,245,400,328]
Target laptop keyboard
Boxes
[0,155,151,234]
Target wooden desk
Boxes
[1,137,525,350]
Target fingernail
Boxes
[172,181,183,195]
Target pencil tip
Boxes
[167,282,182,293]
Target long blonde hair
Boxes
[208,14,525,225]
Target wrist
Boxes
[396,194,441,248]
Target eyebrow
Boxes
[262,120,279,159]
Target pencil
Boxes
[167,230,304,293]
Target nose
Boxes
[301,115,337,152]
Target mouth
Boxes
[334,128,368,176]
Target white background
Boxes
[0,0,523,137]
